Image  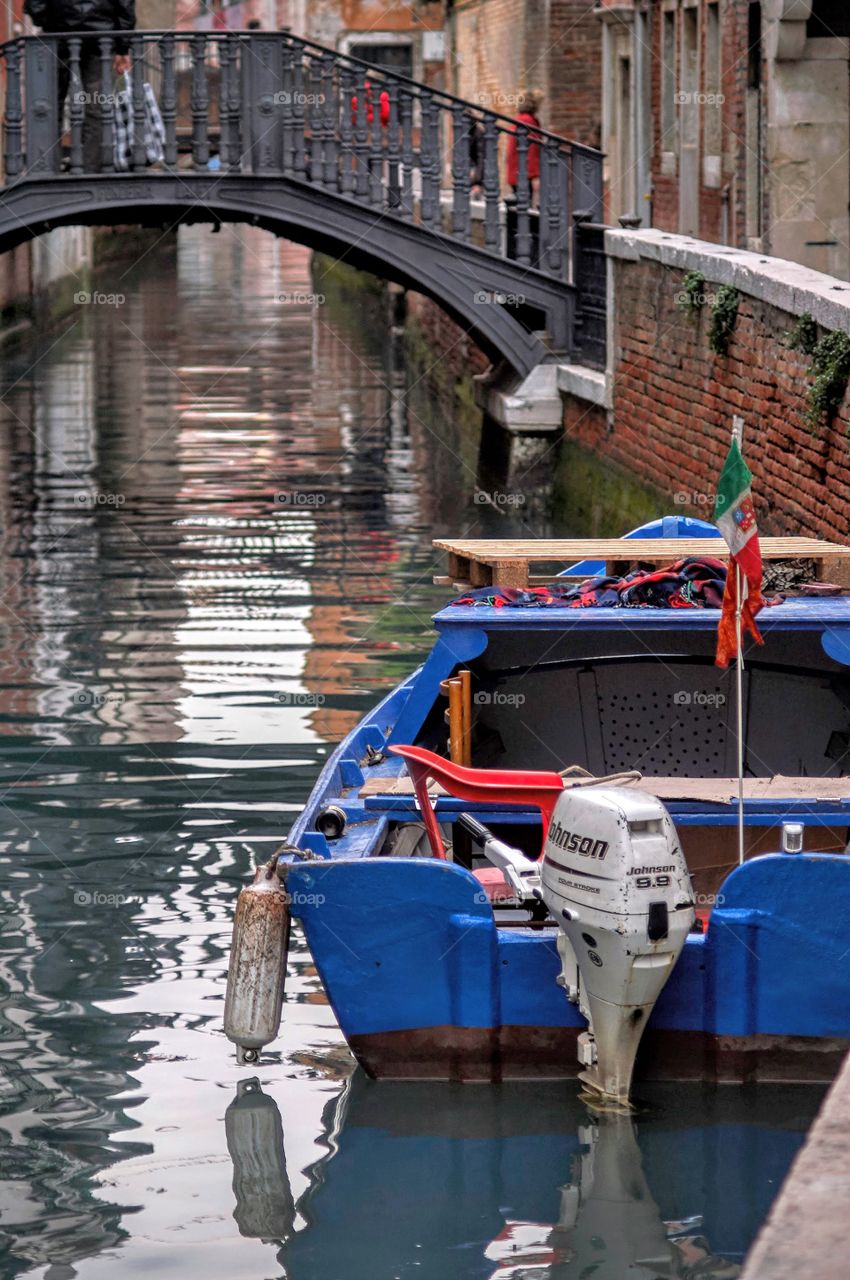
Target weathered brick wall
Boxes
[599,234,850,542]
[451,0,601,145]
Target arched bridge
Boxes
[0,30,604,376]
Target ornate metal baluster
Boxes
[542,139,566,277]
[399,88,413,216]
[280,38,294,173]
[217,35,231,171]
[131,36,146,170]
[420,92,439,230]
[515,126,531,265]
[308,56,322,186]
[451,103,471,241]
[3,40,23,178]
[66,36,84,173]
[191,33,209,170]
[99,36,115,172]
[228,34,242,172]
[368,78,383,207]
[385,79,401,209]
[291,54,305,176]
[339,64,354,194]
[482,116,500,254]
[354,75,369,198]
[321,52,337,190]
[160,34,177,168]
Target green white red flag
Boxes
[714,439,764,667]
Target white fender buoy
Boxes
[224,859,291,1064]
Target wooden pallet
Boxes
[433,537,850,589]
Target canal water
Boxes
[0,227,824,1279]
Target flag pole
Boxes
[731,415,745,866]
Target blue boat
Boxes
[226,517,850,1086]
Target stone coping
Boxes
[606,227,850,333]
[739,1049,850,1280]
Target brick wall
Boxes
[595,231,850,542]
[451,0,601,145]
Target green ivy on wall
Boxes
[708,286,740,356]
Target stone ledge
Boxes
[556,362,611,409]
[740,1050,850,1280]
[474,361,563,433]
[605,227,850,332]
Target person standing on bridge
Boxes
[505,89,543,198]
[24,0,136,172]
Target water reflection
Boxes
[225,1075,821,1280]
[0,223,819,1278]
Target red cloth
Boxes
[506,112,542,186]
[351,82,390,129]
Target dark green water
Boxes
[0,227,824,1278]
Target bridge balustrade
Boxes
[0,30,603,285]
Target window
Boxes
[661,10,677,155]
[703,3,721,185]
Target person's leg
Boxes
[80,40,103,173]
[57,41,70,170]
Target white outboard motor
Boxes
[540,787,694,1104]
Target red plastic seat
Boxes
[388,743,564,859]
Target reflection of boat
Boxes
[225,516,850,1086]
[226,1073,823,1280]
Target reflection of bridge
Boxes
[0,30,604,375]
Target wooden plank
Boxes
[360,773,850,802]
[434,537,850,590]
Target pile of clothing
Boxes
[453,556,738,610]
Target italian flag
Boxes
[714,439,764,667]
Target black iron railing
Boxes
[0,30,603,283]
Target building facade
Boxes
[600,1,850,278]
